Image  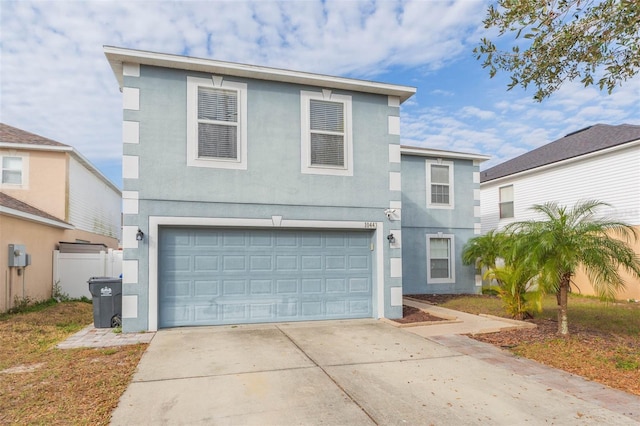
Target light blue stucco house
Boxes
[400,147,489,294]
[104,46,488,332]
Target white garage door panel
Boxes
[158,228,373,328]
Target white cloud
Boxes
[460,106,495,120]
[1,0,638,185]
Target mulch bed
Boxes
[406,293,497,305]
[391,305,448,324]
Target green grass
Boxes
[440,294,640,337]
[437,295,505,317]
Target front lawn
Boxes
[0,301,146,425]
[411,293,640,396]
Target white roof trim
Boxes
[104,46,417,103]
[0,142,121,194]
[0,143,72,152]
[0,206,75,229]
[400,145,490,162]
[480,139,640,186]
[69,150,121,194]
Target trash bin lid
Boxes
[88,277,123,284]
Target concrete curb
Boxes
[379,317,463,328]
[479,313,537,328]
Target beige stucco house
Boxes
[1,123,121,311]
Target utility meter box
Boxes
[8,244,27,267]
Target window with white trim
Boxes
[499,185,514,219]
[0,154,29,188]
[186,76,247,169]
[426,234,455,283]
[301,90,353,176]
[2,156,22,184]
[426,160,454,209]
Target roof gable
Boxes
[481,124,640,183]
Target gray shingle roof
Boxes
[481,123,640,183]
[0,123,69,147]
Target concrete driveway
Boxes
[111,319,639,425]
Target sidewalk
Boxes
[56,325,155,349]
[392,297,537,337]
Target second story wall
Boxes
[401,154,480,230]
[0,148,67,220]
[481,143,640,232]
[123,65,399,210]
[68,156,121,240]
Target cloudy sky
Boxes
[2,0,639,188]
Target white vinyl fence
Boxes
[53,249,123,299]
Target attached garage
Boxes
[158,227,374,328]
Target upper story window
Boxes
[426,159,454,209]
[0,154,28,189]
[499,185,514,219]
[187,76,247,170]
[427,234,455,284]
[301,90,353,176]
[2,156,22,184]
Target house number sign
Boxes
[364,222,377,229]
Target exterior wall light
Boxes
[136,229,144,242]
[387,233,395,244]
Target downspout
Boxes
[4,269,7,312]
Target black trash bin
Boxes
[87,277,122,328]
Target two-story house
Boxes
[104,46,486,332]
[481,124,640,300]
[0,123,122,311]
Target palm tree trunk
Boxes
[557,274,570,335]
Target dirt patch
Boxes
[0,301,147,425]
[391,305,448,324]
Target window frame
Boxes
[426,233,455,284]
[300,90,353,176]
[186,76,247,170]
[425,159,454,209]
[0,153,29,188]
[499,185,514,219]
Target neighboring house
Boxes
[0,123,121,311]
[480,123,640,300]
[104,46,484,332]
[401,147,489,294]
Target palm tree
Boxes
[506,200,640,335]
[483,263,542,320]
[463,230,542,319]
[461,229,510,276]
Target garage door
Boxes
[158,227,373,328]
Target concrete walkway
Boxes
[56,325,155,349]
[110,320,639,425]
[397,297,537,337]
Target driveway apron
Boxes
[110,319,639,425]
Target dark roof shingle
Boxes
[0,123,69,147]
[481,124,640,183]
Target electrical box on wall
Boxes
[8,244,27,267]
